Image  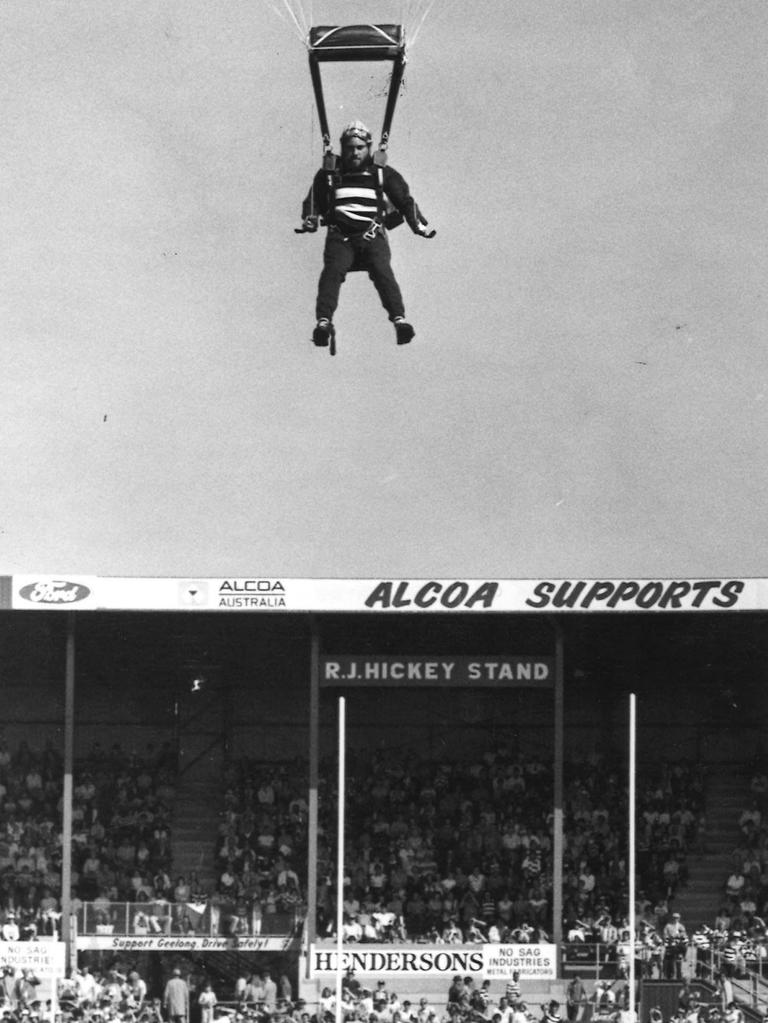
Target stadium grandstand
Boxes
[0,612,767,1023]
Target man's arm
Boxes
[300,169,328,230]
[382,166,435,237]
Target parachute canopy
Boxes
[308,24,405,61]
[267,1,438,50]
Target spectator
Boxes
[163,968,189,1023]
[566,977,586,1023]
[198,982,217,1023]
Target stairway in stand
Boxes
[171,746,222,890]
[673,763,746,930]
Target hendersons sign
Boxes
[310,945,556,979]
[320,657,554,688]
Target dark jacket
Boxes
[302,158,424,234]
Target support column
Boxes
[306,617,320,976]
[552,619,564,953]
[629,694,637,1018]
[62,613,75,967]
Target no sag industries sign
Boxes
[0,941,65,975]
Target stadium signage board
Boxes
[13,576,96,607]
[4,576,761,612]
[319,656,554,687]
[310,946,485,976]
[309,945,556,978]
[483,943,557,979]
[0,940,65,975]
[75,935,288,952]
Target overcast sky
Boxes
[3,0,768,579]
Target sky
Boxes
[3,0,768,579]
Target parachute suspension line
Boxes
[407,0,440,48]
[411,0,463,47]
[264,0,303,41]
[273,0,308,41]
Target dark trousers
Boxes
[316,229,405,321]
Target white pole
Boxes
[628,693,636,1021]
[335,697,346,1023]
[62,614,75,972]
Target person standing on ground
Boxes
[163,968,189,1023]
[566,977,587,1023]
[199,982,217,1023]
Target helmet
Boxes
[340,120,372,145]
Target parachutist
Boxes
[300,120,434,346]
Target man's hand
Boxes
[415,211,436,238]
[295,215,319,234]
[405,201,436,238]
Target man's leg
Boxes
[364,235,415,344]
[364,234,405,321]
[316,232,355,322]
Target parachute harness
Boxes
[307,23,407,167]
[305,26,406,239]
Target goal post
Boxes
[306,619,565,977]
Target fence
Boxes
[76,901,300,938]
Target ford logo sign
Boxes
[19,580,91,604]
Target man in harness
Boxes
[301,120,435,347]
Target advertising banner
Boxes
[309,945,557,979]
[11,577,98,609]
[482,944,558,980]
[310,946,485,977]
[7,576,766,612]
[75,935,289,952]
[0,940,66,976]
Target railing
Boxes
[561,943,620,978]
[695,947,768,1009]
[208,1004,317,1019]
[562,942,695,981]
[76,901,301,938]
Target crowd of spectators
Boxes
[718,763,768,934]
[213,760,308,931]
[668,758,768,986]
[0,736,65,940]
[70,740,177,909]
[0,736,177,941]
[5,731,768,1023]
[330,749,703,945]
[312,972,558,1023]
[215,748,705,947]
[0,727,709,954]
[322,744,554,944]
